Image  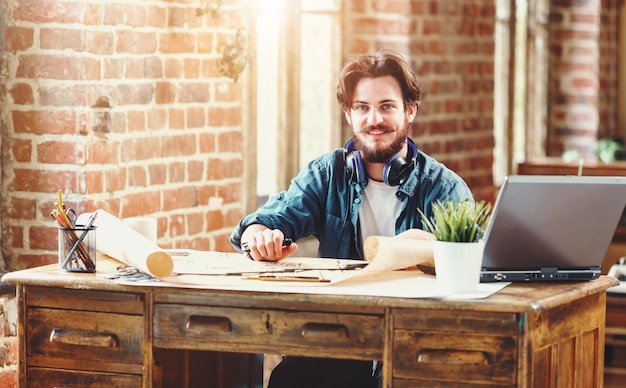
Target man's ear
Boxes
[344,110,352,126]
[407,103,418,122]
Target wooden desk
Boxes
[3,263,618,387]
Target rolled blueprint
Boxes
[123,217,158,243]
[362,236,434,273]
[76,210,173,277]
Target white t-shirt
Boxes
[358,179,402,245]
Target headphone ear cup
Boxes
[384,156,408,186]
[383,139,418,186]
[351,150,366,185]
[344,140,367,185]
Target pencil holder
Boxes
[58,226,97,272]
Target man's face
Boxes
[345,76,417,163]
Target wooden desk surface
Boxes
[3,260,619,387]
[2,259,618,313]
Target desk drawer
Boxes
[26,307,144,370]
[392,309,518,385]
[26,367,142,387]
[155,303,383,359]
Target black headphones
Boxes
[344,137,418,186]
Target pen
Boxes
[243,274,330,283]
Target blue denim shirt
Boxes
[230,147,472,260]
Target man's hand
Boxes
[240,225,298,262]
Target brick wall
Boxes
[548,0,620,157]
[343,0,497,202]
[1,0,246,272]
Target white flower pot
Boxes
[433,240,485,295]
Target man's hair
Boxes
[336,49,421,113]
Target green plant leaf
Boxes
[418,199,492,243]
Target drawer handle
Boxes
[186,315,232,332]
[417,349,489,366]
[301,323,349,339]
[49,328,120,348]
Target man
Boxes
[230,50,472,387]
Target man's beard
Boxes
[354,123,409,163]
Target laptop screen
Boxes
[480,175,626,282]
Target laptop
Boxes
[480,175,626,282]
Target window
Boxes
[245,0,342,212]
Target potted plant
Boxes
[418,199,492,294]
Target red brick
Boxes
[37,141,83,164]
[164,58,184,78]
[184,59,201,78]
[16,55,99,81]
[187,212,205,235]
[169,162,186,183]
[5,26,34,51]
[162,186,199,211]
[8,83,34,105]
[105,168,127,192]
[169,214,185,237]
[29,225,58,250]
[147,6,167,27]
[84,3,103,25]
[0,369,17,388]
[14,253,57,270]
[128,166,148,188]
[11,139,32,163]
[199,132,216,153]
[10,227,23,250]
[117,31,157,54]
[160,32,195,54]
[198,32,215,53]
[125,3,147,27]
[155,82,176,104]
[10,169,78,193]
[40,28,83,51]
[208,107,241,127]
[121,191,161,217]
[39,84,99,107]
[12,110,77,135]
[87,141,119,164]
[161,134,197,157]
[187,107,206,128]
[9,198,37,220]
[14,0,85,23]
[85,31,114,55]
[84,171,104,194]
[148,164,167,185]
[147,109,167,130]
[206,210,225,232]
[127,111,146,132]
[218,131,243,152]
[188,160,205,182]
[178,83,210,103]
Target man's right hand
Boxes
[240,225,298,262]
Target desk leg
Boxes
[383,307,393,387]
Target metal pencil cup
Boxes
[58,226,97,272]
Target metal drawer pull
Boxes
[301,323,349,338]
[49,328,120,348]
[186,315,232,332]
[417,349,489,366]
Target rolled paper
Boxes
[76,210,173,278]
[123,217,158,243]
[362,236,434,273]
